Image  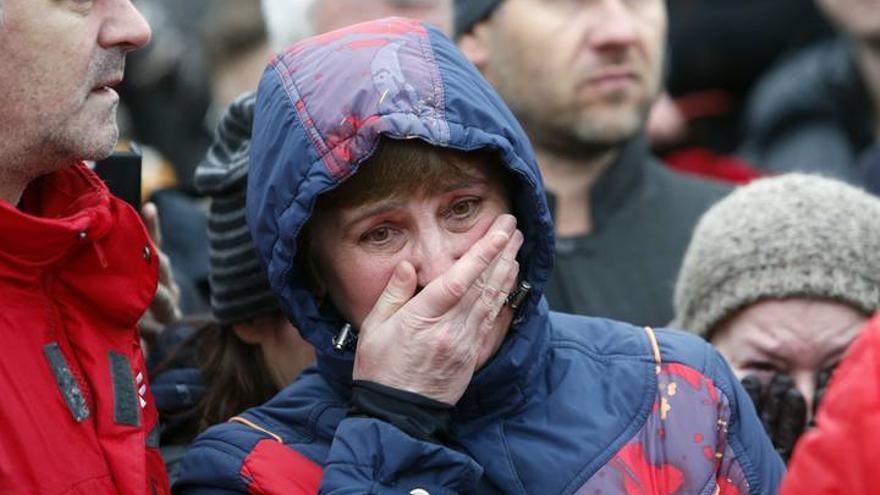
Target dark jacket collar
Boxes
[589,133,649,232]
[545,133,649,234]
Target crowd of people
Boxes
[2,0,879,494]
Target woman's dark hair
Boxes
[151,318,280,445]
[195,322,279,431]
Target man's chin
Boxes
[571,107,646,146]
[78,125,120,162]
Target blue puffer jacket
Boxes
[175,18,783,494]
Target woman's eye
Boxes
[449,198,480,219]
[361,226,399,247]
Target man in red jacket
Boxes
[0,1,170,494]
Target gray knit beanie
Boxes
[673,174,880,338]
[194,91,281,325]
[454,0,503,38]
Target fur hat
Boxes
[673,174,880,337]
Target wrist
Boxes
[349,380,453,443]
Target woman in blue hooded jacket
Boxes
[175,18,783,494]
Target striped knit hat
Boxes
[194,91,281,325]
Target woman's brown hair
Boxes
[152,318,280,444]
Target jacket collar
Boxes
[0,163,113,268]
[589,133,648,231]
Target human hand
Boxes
[139,202,181,336]
[741,373,806,463]
[353,214,523,405]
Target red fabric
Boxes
[0,163,169,494]
[673,90,733,121]
[781,314,880,495]
[663,148,763,185]
[241,439,323,494]
[616,443,684,495]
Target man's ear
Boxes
[458,23,492,71]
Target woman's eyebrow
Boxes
[341,200,404,230]
[439,177,488,194]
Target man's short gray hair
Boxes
[261,0,319,53]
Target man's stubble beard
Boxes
[489,40,661,159]
[44,49,126,167]
[513,89,656,158]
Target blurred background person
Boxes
[262,0,451,50]
[673,174,880,461]
[149,94,314,481]
[118,0,214,193]
[115,0,269,318]
[639,0,835,185]
[657,0,832,154]
[456,0,730,326]
[739,0,880,185]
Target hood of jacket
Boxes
[247,18,555,391]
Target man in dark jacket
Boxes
[455,0,730,327]
[0,0,171,493]
[739,0,880,186]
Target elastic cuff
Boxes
[349,380,453,443]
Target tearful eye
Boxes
[450,198,479,218]
[364,227,391,244]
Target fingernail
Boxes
[393,260,413,282]
[496,214,516,232]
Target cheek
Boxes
[324,252,399,326]
[472,199,510,237]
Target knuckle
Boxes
[476,251,494,267]
[479,285,500,309]
[441,276,468,299]
[431,330,456,357]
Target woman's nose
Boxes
[412,233,467,289]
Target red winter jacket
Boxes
[781,314,880,494]
[0,163,170,494]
